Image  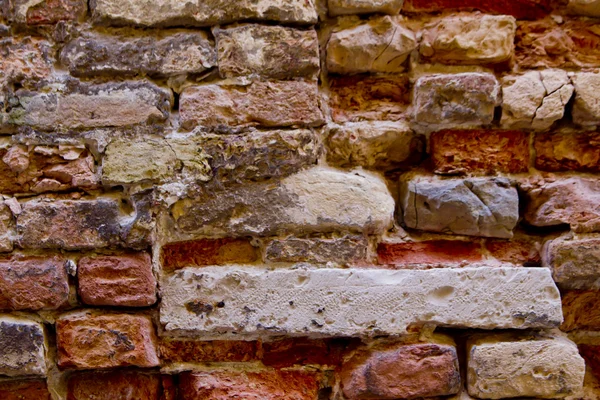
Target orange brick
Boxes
[161,239,258,271]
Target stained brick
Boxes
[161,238,258,271]
[264,235,369,265]
[0,380,51,400]
[377,240,484,267]
[0,316,46,377]
[262,338,351,368]
[562,291,600,331]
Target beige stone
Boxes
[420,15,516,64]
[328,0,404,15]
[0,202,13,252]
[572,72,600,127]
[467,331,585,399]
[502,70,574,130]
[542,233,600,290]
[568,0,600,16]
[327,16,416,74]
[160,266,562,339]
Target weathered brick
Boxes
[159,339,261,363]
[535,130,600,172]
[178,369,321,400]
[501,70,573,130]
[61,32,216,77]
[67,370,161,400]
[215,24,319,79]
[579,344,600,382]
[0,256,69,310]
[262,338,350,368]
[327,16,416,74]
[264,235,368,265]
[563,291,600,331]
[412,73,500,132]
[543,234,600,290]
[160,266,561,339]
[521,177,600,232]
[420,14,516,65]
[0,145,98,194]
[179,81,323,131]
[170,167,394,237]
[341,336,460,399]
[377,240,484,267]
[430,130,529,174]
[0,316,46,377]
[16,199,123,250]
[399,175,519,238]
[12,0,86,25]
[572,72,600,128]
[515,18,600,68]
[161,238,258,272]
[403,0,553,19]
[326,121,423,170]
[467,332,585,399]
[57,312,159,369]
[329,75,410,123]
[0,37,52,89]
[8,81,172,131]
[568,0,600,16]
[485,234,542,266]
[91,0,318,27]
[0,380,51,400]
[77,253,156,307]
[328,0,403,15]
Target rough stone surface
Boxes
[467,331,585,399]
[160,266,562,339]
[399,175,519,239]
[403,0,553,19]
[485,234,542,266]
[328,0,404,15]
[535,130,600,172]
[11,0,87,24]
[329,75,410,122]
[159,339,261,363]
[568,0,600,16]
[264,235,368,265]
[377,240,483,267]
[420,15,516,64]
[326,121,423,170]
[56,312,160,369]
[327,16,416,74]
[91,0,318,27]
[0,256,69,310]
[0,316,46,377]
[77,253,156,307]
[515,19,600,69]
[562,291,600,331]
[67,371,162,400]
[341,336,460,399]
[0,38,52,89]
[502,70,574,130]
[0,380,51,400]
[178,369,321,400]
[572,72,600,127]
[8,81,172,131]
[0,202,14,252]
[543,234,600,290]
[161,239,259,271]
[412,73,500,131]
[170,167,395,236]
[61,32,216,77]
[522,177,600,233]
[430,130,529,174]
[179,81,324,130]
[215,24,319,79]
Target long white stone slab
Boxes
[160,266,563,339]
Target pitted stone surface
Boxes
[160,266,562,339]
[543,234,600,290]
[0,316,46,377]
[572,72,600,127]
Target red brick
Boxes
[485,236,542,265]
[0,379,51,400]
[262,338,353,368]
[179,369,321,400]
[377,240,483,267]
[578,345,600,381]
[535,130,600,172]
[562,291,600,331]
[78,253,156,307]
[403,0,552,19]
[57,312,160,369]
[160,375,176,400]
[159,339,261,363]
[161,238,258,271]
[516,18,600,68]
[0,256,69,310]
[67,370,161,400]
[430,130,530,175]
[22,0,87,24]
[341,340,461,399]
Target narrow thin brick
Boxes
[377,240,484,267]
[161,238,258,271]
[159,339,261,363]
[403,0,553,19]
[262,338,351,368]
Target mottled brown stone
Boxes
[0,37,52,89]
[430,130,530,174]
[179,369,321,400]
[67,370,161,400]
[562,291,600,331]
[262,338,351,368]
[159,339,261,363]
[15,0,87,24]
[161,239,259,271]
[78,253,156,307]
[0,202,14,252]
[56,313,160,369]
[329,75,410,123]
[515,18,600,68]
[403,0,553,19]
[579,345,600,382]
[264,235,368,265]
[543,234,600,289]
[0,317,46,377]
[0,256,69,310]
[0,380,51,400]
[377,240,484,267]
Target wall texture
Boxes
[0,0,599,398]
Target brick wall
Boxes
[0,0,599,398]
